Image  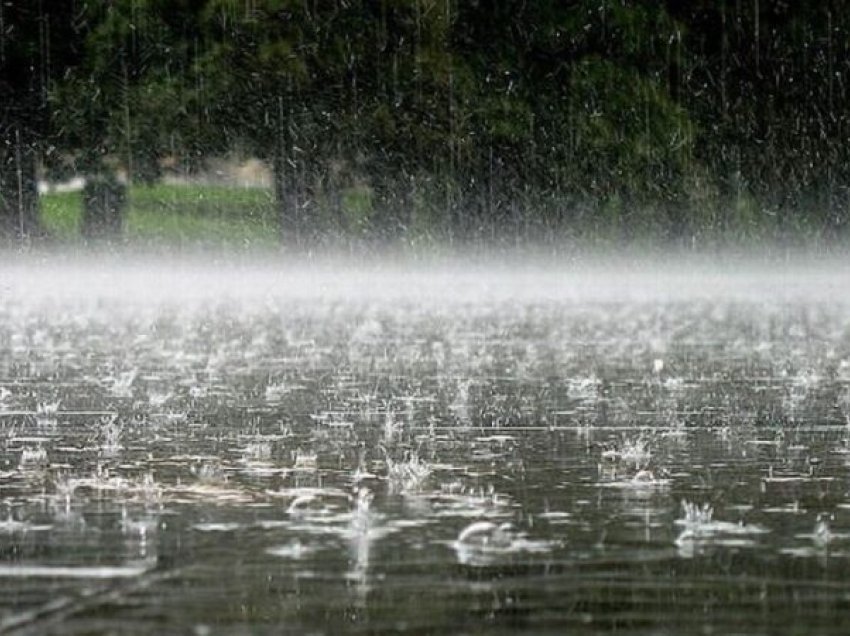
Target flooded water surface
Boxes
[1,259,850,634]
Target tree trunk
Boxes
[80,172,127,241]
[273,149,302,247]
[0,125,42,240]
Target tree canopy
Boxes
[3,0,850,244]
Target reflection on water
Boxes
[1,260,850,633]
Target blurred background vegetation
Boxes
[2,1,849,250]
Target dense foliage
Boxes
[3,1,850,245]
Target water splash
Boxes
[675,500,768,556]
[19,445,48,469]
[98,414,123,455]
[385,451,432,495]
[452,520,556,566]
[110,369,138,398]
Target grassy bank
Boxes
[40,183,279,248]
[37,181,849,255]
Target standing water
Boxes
[0,256,849,634]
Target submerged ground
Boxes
[0,255,849,634]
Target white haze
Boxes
[0,252,847,306]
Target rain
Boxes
[2,2,850,635]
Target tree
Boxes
[37,0,849,247]
[48,0,209,239]
[0,2,92,239]
[669,1,850,240]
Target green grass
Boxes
[40,180,843,252]
[40,190,84,241]
[40,183,280,247]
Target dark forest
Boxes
[1,1,847,247]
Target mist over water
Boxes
[3,250,848,305]
[2,252,850,634]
